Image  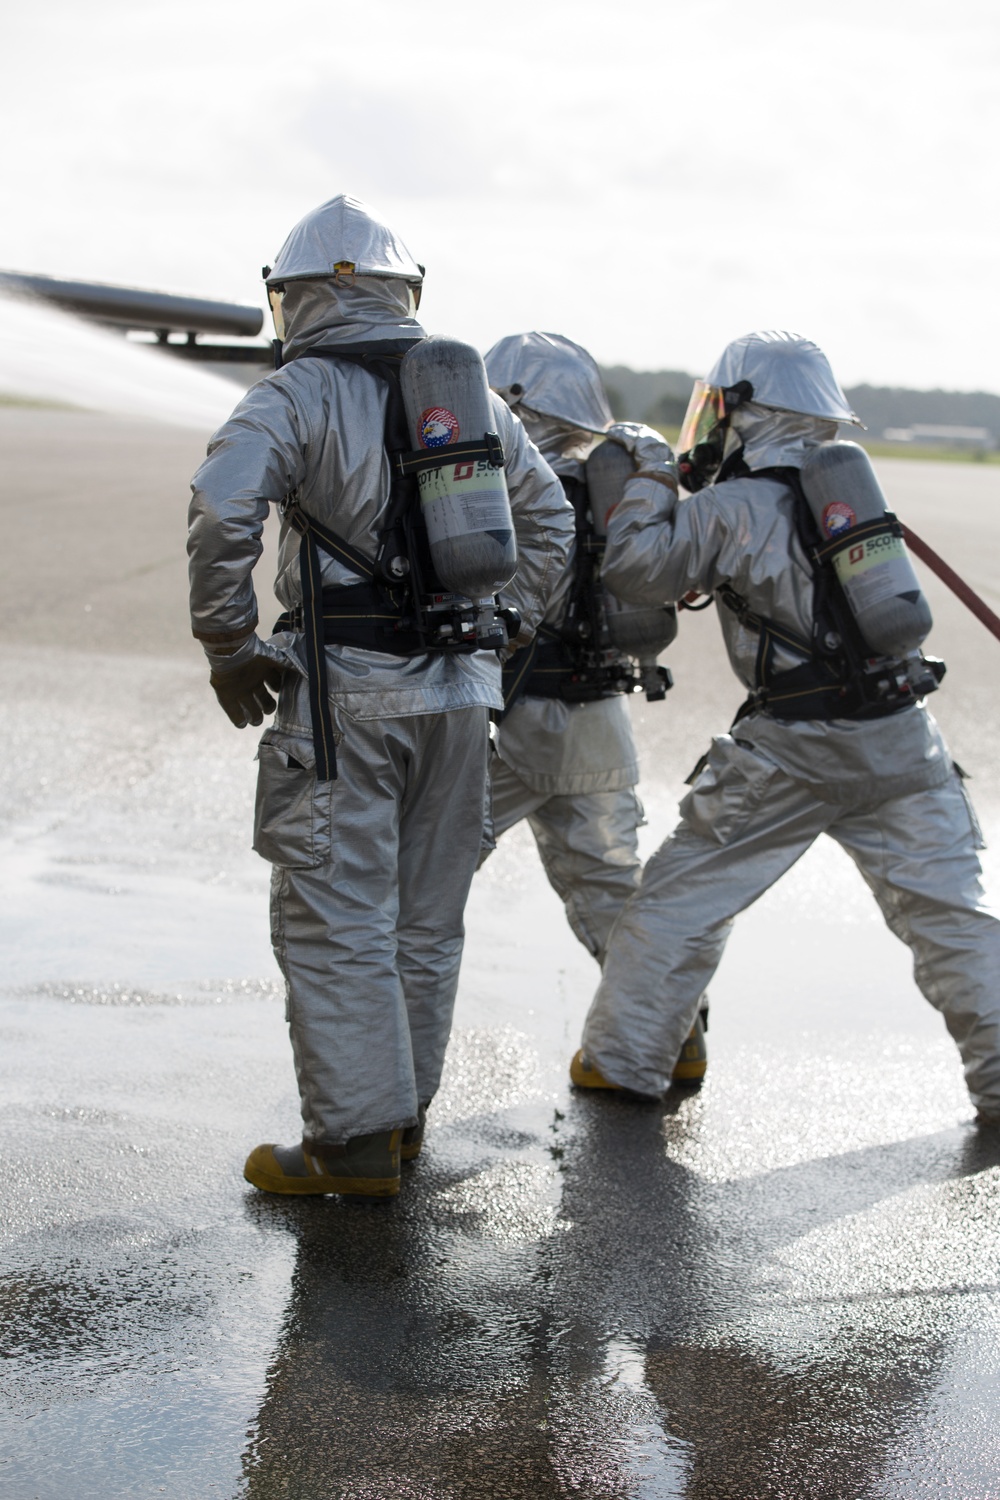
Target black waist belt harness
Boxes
[501,636,579,705]
[274,582,422,654]
[718,582,916,724]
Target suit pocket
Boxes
[678,735,779,846]
[253,729,336,869]
[953,763,987,852]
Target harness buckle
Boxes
[279,492,308,533]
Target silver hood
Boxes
[279,276,426,361]
[730,403,840,471]
[485,331,612,431]
[266,194,423,286]
[485,331,612,475]
[708,330,860,425]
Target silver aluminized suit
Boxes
[189,284,573,1147]
[482,332,660,963]
[582,414,1000,1114]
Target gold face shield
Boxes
[678,380,730,456]
[677,378,754,492]
[267,285,286,340]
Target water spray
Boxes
[0,292,254,431]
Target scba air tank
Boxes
[399,337,517,598]
[799,442,932,658]
[586,438,678,657]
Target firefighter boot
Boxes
[671,1011,708,1085]
[569,1049,664,1102]
[570,1050,623,1090]
[401,1103,428,1162]
[244,1130,402,1197]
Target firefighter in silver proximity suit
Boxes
[484,332,706,1082]
[572,330,1000,1123]
[188,195,574,1197]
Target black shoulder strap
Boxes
[296,340,418,362]
[558,473,604,644]
[501,473,600,711]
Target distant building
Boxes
[882,423,996,450]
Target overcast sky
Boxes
[4,0,998,392]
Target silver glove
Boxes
[605,422,678,485]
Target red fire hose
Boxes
[902,525,1000,646]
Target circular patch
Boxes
[821,499,856,537]
[419,407,460,449]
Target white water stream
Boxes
[0,291,254,430]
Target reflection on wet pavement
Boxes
[6,853,1000,1496]
[234,1048,1000,1499]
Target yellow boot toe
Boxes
[569,1049,622,1090]
[243,1133,401,1197]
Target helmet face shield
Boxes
[267,285,286,340]
[678,380,728,456]
[677,379,753,492]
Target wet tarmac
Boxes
[2,409,1000,1498]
